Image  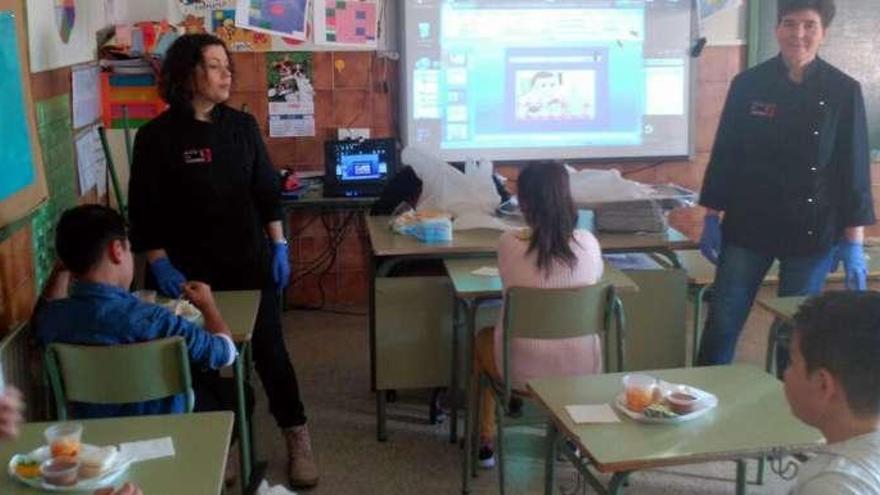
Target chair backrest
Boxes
[500,283,624,406]
[45,337,194,420]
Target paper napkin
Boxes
[471,266,499,277]
[119,437,175,462]
[565,404,621,424]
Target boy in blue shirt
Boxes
[34,205,236,418]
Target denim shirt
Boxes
[34,281,233,418]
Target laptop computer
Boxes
[323,138,398,198]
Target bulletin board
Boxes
[0,0,48,229]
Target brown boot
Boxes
[284,425,319,488]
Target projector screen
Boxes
[401,0,695,162]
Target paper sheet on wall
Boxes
[235,0,308,41]
[267,52,314,137]
[177,0,309,51]
[26,0,102,72]
[313,0,379,48]
[71,64,101,129]
[697,0,741,21]
[74,126,107,196]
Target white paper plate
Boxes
[613,387,718,424]
[8,444,133,492]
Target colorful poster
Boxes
[313,0,378,48]
[26,0,101,72]
[178,0,301,52]
[235,0,308,41]
[266,52,315,137]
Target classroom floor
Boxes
[244,284,828,495]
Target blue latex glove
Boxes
[834,241,867,290]
[149,257,186,298]
[272,241,291,291]
[699,215,722,265]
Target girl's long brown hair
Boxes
[518,162,579,274]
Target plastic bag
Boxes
[401,146,507,230]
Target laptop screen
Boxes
[324,138,397,196]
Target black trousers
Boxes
[251,287,307,427]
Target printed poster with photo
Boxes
[266,52,315,137]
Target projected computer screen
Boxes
[402,0,693,162]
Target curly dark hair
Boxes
[158,33,232,109]
[777,0,836,28]
[517,162,579,274]
[793,290,880,416]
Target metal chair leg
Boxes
[376,389,387,442]
[496,405,506,495]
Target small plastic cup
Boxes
[40,457,80,486]
[44,423,83,459]
[622,374,656,413]
[132,289,157,304]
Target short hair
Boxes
[777,0,836,28]
[517,162,578,274]
[55,205,128,275]
[793,291,880,416]
[158,33,232,109]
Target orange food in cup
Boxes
[625,387,655,413]
[50,439,80,458]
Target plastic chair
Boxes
[45,337,194,420]
[474,283,625,493]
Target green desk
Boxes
[528,365,822,495]
[367,214,695,443]
[214,290,261,494]
[444,257,638,494]
[0,412,233,494]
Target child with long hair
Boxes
[473,161,604,467]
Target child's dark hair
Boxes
[56,205,128,275]
[793,290,880,416]
[517,162,578,274]
[777,0,835,28]
[159,33,232,109]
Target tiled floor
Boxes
[244,284,827,494]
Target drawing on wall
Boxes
[178,0,307,51]
[0,6,48,227]
[26,0,99,71]
[234,0,308,41]
[314,0,378,48]
[54,0,75,43]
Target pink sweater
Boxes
[494,229,604,390]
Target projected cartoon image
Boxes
[514,70,596,121]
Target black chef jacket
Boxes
[129,104,282,289]
[700,56,875,258]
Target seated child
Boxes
[473,162,604,468]
[34,205,236,418]
[786,290,880,494]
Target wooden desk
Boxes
[528,365,822,495]
[444,257,638,494]
[0,412,233,494]
[367,214,695,443]
[214,291,261,493]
